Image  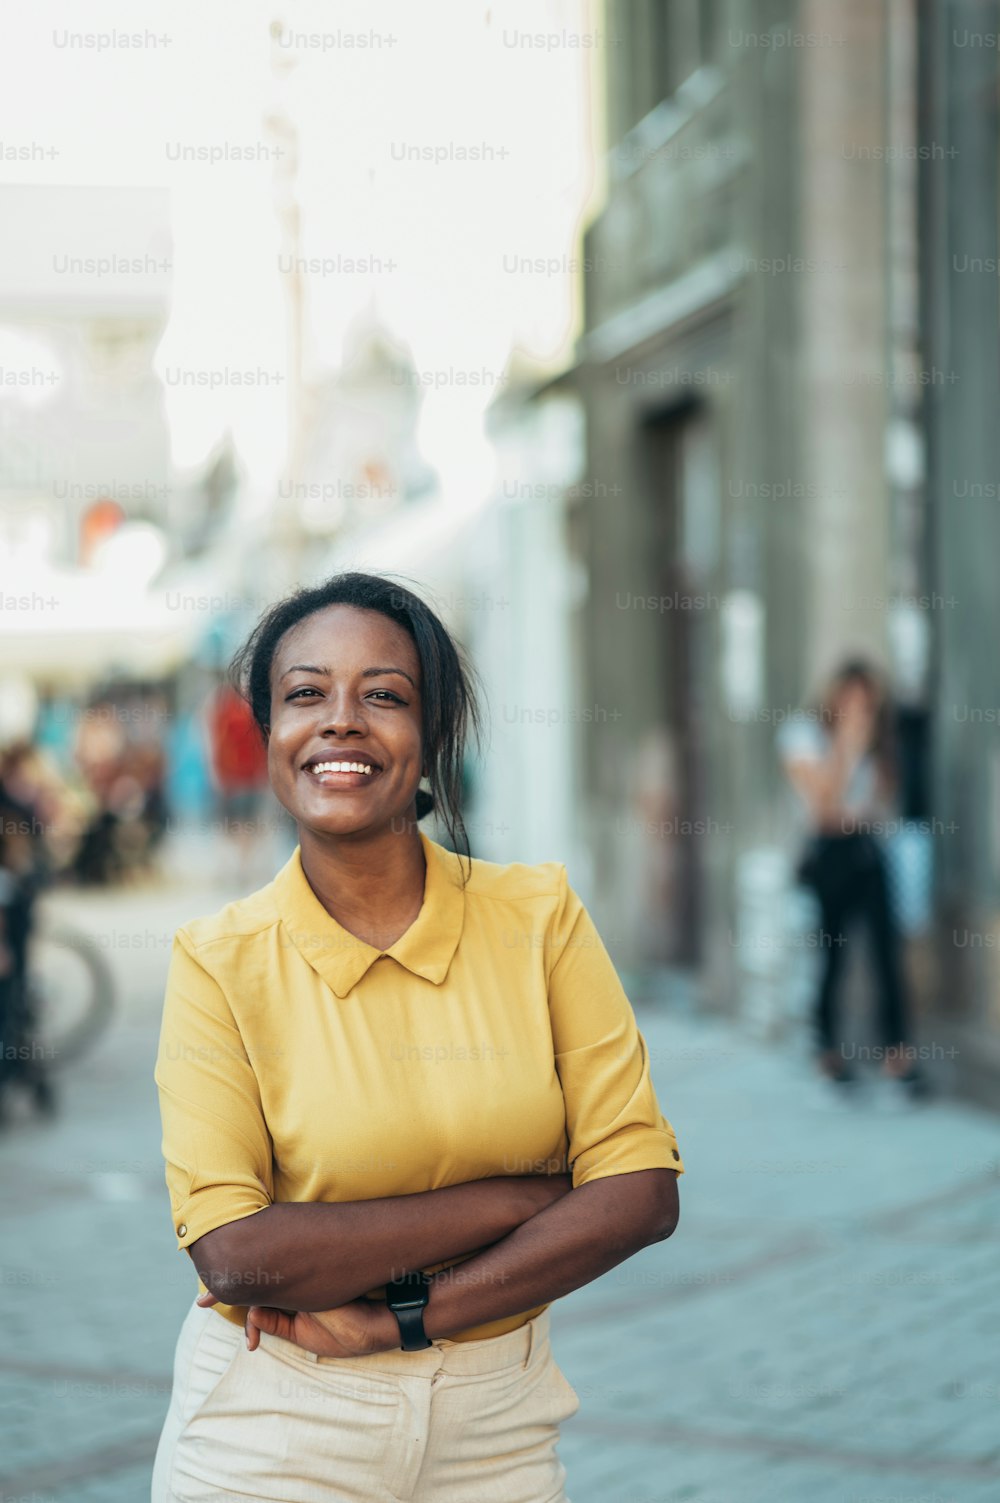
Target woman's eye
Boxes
[285,687,404,704]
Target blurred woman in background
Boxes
[778,659,929,1101]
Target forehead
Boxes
[271,604,420,676]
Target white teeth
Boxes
[308,762,375,775]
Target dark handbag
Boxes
[795,833,879,903]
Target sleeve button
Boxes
[177,1223,188,1237]
[671,1150,680,1161]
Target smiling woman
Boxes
[235,571,479,858]
[268,610,427,850]
[152,570,684,1503]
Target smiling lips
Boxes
[307,760,376,775]
[302,758,379,789]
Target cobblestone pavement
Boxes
[1,873,999,1503]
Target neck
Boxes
[298,820,427,947]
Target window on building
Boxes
[609,0,723,147]
[653,0,700,100]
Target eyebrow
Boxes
[280,664,417,689]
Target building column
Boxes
[798,0,889,683]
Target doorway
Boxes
[641,403,719,968]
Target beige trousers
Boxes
[151,1298,579,1501]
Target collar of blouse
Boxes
[273,828,466,998]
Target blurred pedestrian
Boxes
[202,677,271,879]
[0,742,62,1117]
[778,659,930,1101]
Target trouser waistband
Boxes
[256,1306,550,1378]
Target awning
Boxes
[0,550,247,688]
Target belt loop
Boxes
[521,1314,538,1370]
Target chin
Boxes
[296,802,402,835]
[299,810,375,835]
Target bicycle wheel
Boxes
[27,923,117,1069]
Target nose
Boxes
[317,686,367,739]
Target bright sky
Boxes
[0,0,602,504]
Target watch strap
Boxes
[392,1302,431,1351]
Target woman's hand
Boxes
[835,684,877,759]
[247,1298,400,1356]
[196,1288,399,1356]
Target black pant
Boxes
[799,833,909,1057]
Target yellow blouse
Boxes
[154,829,684,1341]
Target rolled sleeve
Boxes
[545,868,685,1189]
[154,929,274,1252]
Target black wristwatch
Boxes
[385,1272,431,1350]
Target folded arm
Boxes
[188,1172,572,1309]
[244,1167,679,1354]
[419,1166,678,1340]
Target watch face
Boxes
[388,1274,429,1309]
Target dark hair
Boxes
[815,656,896,789]
[228,571,484,880]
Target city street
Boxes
[3,4,999,1499]
[2,867,999,1503]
